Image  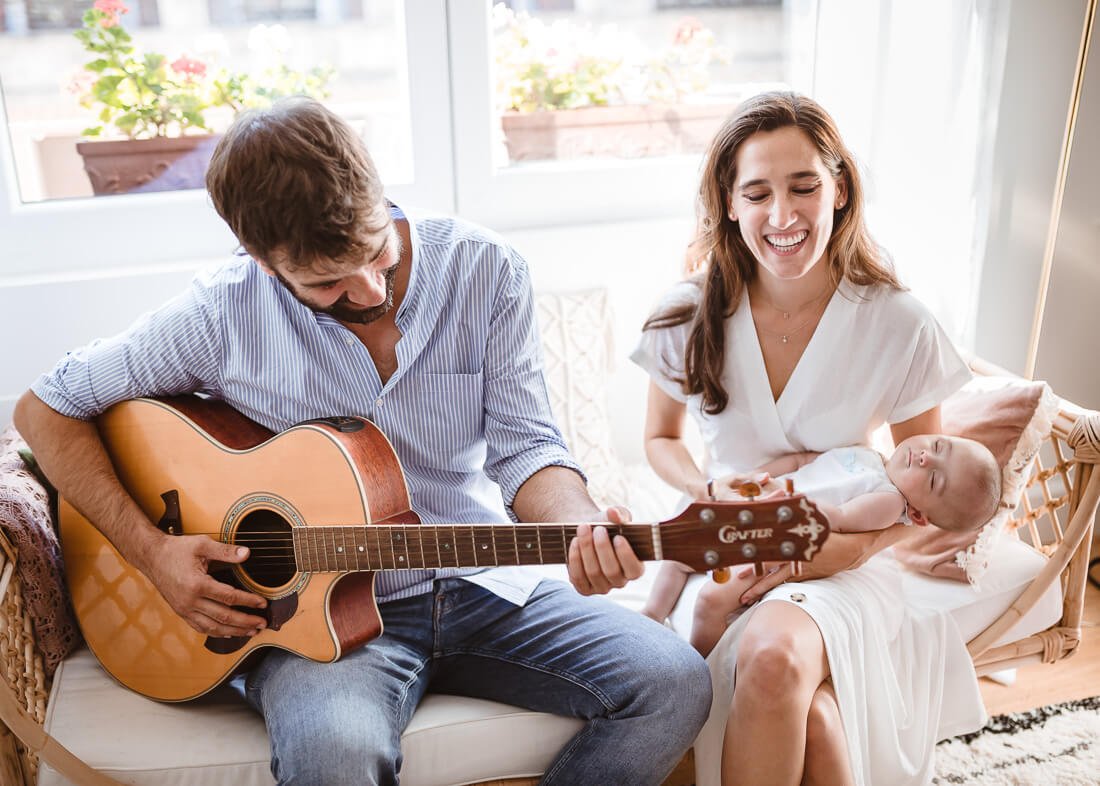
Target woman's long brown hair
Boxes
[645,91,901,414]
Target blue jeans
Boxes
[245,577,710,785]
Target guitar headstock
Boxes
[657,494,831,572]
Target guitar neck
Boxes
[292,523,661,572]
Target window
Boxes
[0,0,413,202]
[455,0,799,229]
[0,0,451,277]
[0,0,809,273]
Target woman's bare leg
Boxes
[721,602,829,786]
[801,681,855,786]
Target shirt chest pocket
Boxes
[394,372,485,470]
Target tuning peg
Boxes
[711,567,730,584]
[752,562,765,577]
[790,561,803,577]
[785,478,794,496]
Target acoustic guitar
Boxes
[60,396,831,702]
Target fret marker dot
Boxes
[398,556,405,562]
[525,543,533,549]
[481,544,488,550]
[444,543,451,550]
[337,546,343,552]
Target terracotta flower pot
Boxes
[74,134,222,196]
[499,103,736,163]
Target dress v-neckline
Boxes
[740,285,843,417]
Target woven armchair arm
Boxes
[967,427,1100,659]
[0,530,121,786]
[1067,413,1100,463]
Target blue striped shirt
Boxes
[34,205,582,605]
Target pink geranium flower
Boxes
[94,0,129,28]
[93,0,128,13]
[171,56,208,79]
[673,16,703,46]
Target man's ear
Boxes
[906,503,929,527]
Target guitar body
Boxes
[61,397,408,702]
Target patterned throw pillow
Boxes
[0,427,81,675]
[535,289,630,510]
[893,377,1059,586]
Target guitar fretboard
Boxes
[291,524,662,572]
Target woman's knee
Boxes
[735,611,826,701]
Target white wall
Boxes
[1034,6,1100,411]
[511,216,696,466]
[973,0,1090,381]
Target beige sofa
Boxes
[1,288,1097,786]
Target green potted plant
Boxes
[71,0,334,195]
[492,5,734,162]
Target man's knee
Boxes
[643,634,712,730]
[270,714,401,785]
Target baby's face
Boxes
[885,435,995,531]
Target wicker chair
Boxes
[1,376,1097,785]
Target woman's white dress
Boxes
[631,281,985,786]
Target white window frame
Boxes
[0,0,454,278]
[447,1,703,232]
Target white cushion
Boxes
[38,516,1061,786]
[899,533,1063,647]
[38,650,582,786]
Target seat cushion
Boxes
[38,649,581,786]
[38,532,1059,785]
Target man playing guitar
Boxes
[14,97,711,785]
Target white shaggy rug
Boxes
[934,697,1100,785]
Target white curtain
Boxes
[789,0,1011,348]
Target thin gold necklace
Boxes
[753,285,833,321]
[753,311,822,344]
[751,287,832,344]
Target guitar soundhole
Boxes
[235,509,297,590]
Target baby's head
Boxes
[884,434,1001,533]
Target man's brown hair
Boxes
[205,96,388,270]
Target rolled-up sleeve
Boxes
[32,278,224,419]
[480,251,584,512]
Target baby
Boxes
[643,434,1002,656]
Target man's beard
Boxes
[278,261,400,325]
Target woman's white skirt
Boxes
[692,552,987,786]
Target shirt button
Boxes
[345,336,355,345]
[375,398,383,408]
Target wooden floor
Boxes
[980,567,1100,716]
